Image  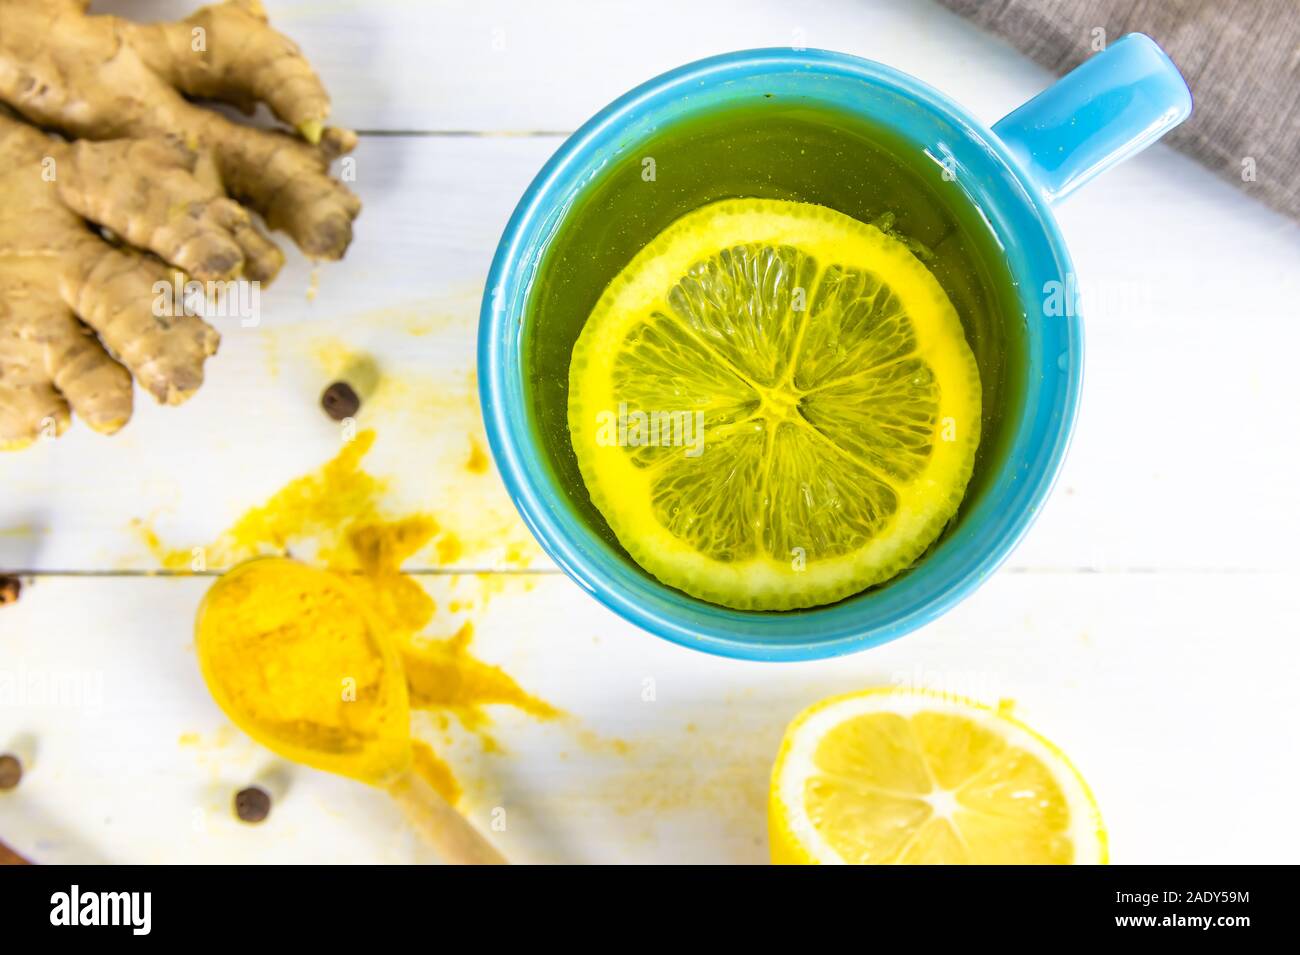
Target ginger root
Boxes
[0,0,362,449]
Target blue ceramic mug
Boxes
[480,35,1191,660]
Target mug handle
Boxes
[991,33,1192,204]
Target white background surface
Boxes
[1,0,1297,863]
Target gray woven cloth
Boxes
[938,0,1300,221]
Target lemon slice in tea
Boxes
[568,198,981,610]
[769,689,1107,864]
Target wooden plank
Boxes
[1,134,1297,573]
[1,570,1296,863]
[1022,147,1300,574]
[98,0,1050,134]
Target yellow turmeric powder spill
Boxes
[466,437,490,475]
[403,623,558,733]
[410,741,461,805]
[327,516,440,638]
[436,532,463,565]
[181,430,556,803]
[222,430,386,561]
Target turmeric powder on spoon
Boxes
[196,557,410,784]
[196,557,505,863]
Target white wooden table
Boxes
[1,0,1297,864]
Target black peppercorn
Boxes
[321,381,360,421]
[0,755,21,791]
[234,785,271,823]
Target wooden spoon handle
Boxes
[0,837,32,865]
[386,769,507,865]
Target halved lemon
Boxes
[568,198,980,610]
[769,689,1107,864]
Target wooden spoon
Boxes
[195,557,505,864]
